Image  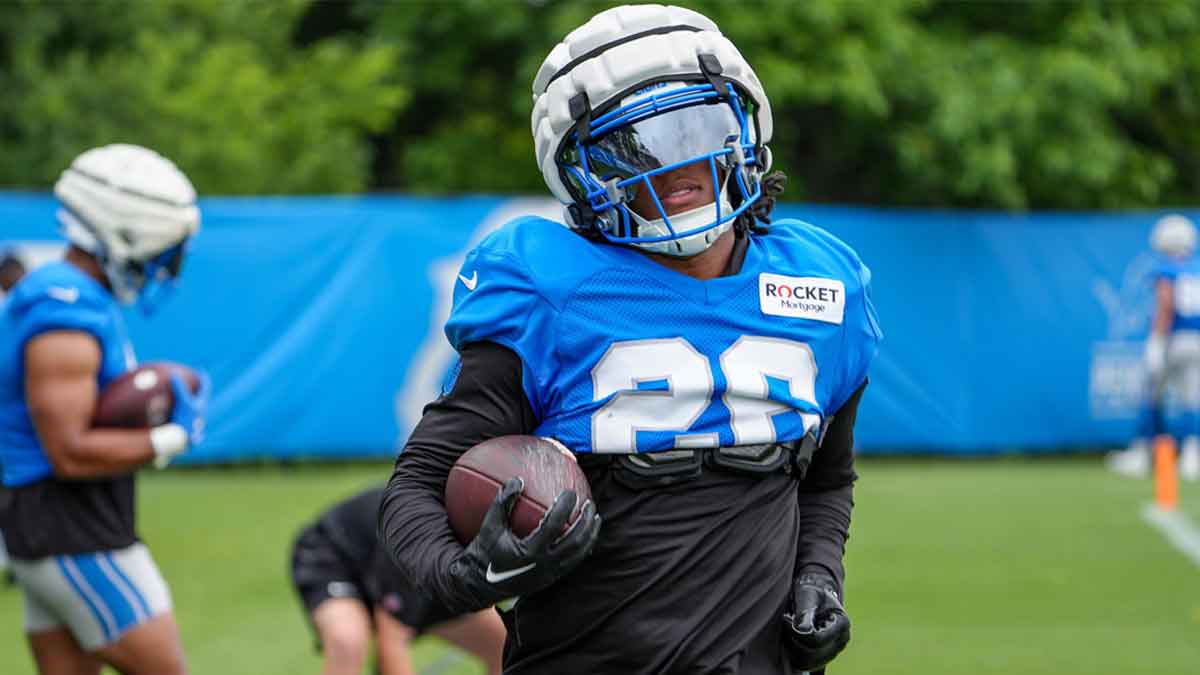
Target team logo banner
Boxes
[4,193,1196,457]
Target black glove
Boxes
[450,477,601,607]
[782,568,851,672]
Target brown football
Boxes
[93,362,201,428]
[445,435,591,544]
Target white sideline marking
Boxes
[1141,504,1200,567]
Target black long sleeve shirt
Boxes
[381,234,863,673]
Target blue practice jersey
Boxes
[1154,255,1200,333]
[0,262,136,486]
[445,217,882,454]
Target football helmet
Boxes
[531,4,773,257]
[1150,214,1197,259]
[54,144,200,310]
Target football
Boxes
[93,362,201,428]
[445,435,592,544]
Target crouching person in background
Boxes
[290,486,505,675]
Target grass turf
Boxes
[2,457,1199,674]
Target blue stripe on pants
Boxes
[103,551,152,619]
[73,554,139,635]
[55,556,114,643]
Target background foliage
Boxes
[2,0,1199,208]
[0,0,405,194]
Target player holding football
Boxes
[291,485,506,675]
[1110,214,1200,480]
[0,144,208,675]
[381,5,880,674]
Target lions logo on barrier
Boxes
[1089,250,1158,420]
[393,199,564,446]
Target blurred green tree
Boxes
[0,0,406,194]
[365,0,1200,209]
[1,0,1198,208]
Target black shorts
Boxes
[289,525,455,637]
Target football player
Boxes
[0,144,208,675]
[380,5,881,674]
[1110,214,1200,480]
[290,486,505,675]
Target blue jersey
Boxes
[445,217,882,454]
[0,262,136,487]
[1154,255,1200,333]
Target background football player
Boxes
[1110,214,1200,480]
[290,485,505,675]
[0,144,208,675]
[381,5,880,674]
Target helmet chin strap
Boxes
[628,179,735,258]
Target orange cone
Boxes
[1154,435,1178,511]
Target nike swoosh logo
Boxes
[326,581,358,598]
[47,286,80,303]
[458,270,478,291]
[485,562,536,584]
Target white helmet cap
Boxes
[1150,214,1197,259]
[54,144,200,304]
[530,4,773,256]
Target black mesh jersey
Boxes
[382,340,862,674]
[1,474,137,559]
[502,465,801,673]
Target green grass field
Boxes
[2,457,1199,675]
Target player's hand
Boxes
[453,477,601,606]
[151,370,210,469]
[782,569,851,672]
[170,370,210,446]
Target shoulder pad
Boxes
[445,216,604,417]
[7,263,112,340]
[761,219,869,287]
[764,220,881,412]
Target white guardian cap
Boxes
[53,144,200,308]
[531,4,774,257]
[1150,214,1197,259]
